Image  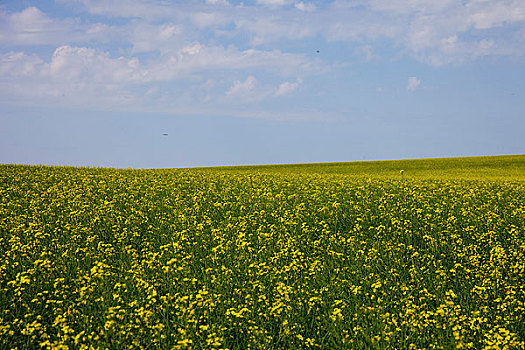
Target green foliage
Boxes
[1,155,524,349]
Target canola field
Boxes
[1,155,524,349]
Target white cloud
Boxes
[236,16,317,45]
[225,77,302,102]
[467,0,525,30]
[256,0,293,7]
[147,44,315,81]
[274,80,300,96]
[58,0,174,19]
[44,45,145,83]
[130,23,183,53]
[0,41,317,113]
[367,0,456,14]
[206,0,230,5]
[407,76,421,91]
[0,7,66,45]
[227,76,258,97]
[294,2,316,12]
[238,0,525,65]
[191,11,231,28]
[0,48,141,107]
[399,1,525,65]
[0,6,128,47]
[5,42,312,84]
[8,6,53,30]
[0,42,314,86]
[2,0,525,120]
[440,35,458,53]
[0,52,44,78]
[6,1,525,67]
[0,46,149,108]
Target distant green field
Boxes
[204,154,525,180]
[1,155,524,349]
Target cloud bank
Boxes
[1,0,525,118]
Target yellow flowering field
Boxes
[1,155,524,349]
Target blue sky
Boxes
[1,0,524,168]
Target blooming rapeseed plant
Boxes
[0,155,524,348]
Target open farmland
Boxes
[1,155,524,349]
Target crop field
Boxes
[1,155,524,349]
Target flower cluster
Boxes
[0,160,524,349]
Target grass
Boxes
[1,154,524,349]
